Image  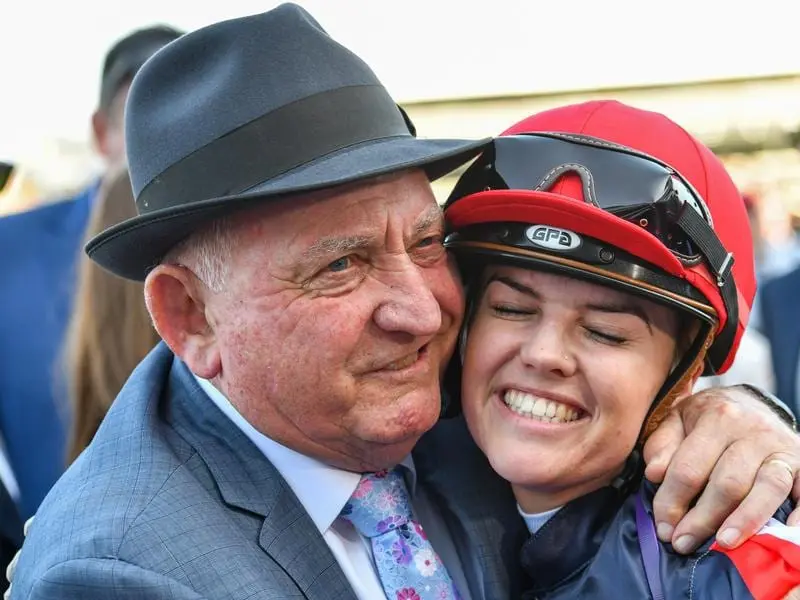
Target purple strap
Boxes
[635,490,665,600]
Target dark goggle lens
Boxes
[446,134,712,261]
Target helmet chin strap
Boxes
[639,324,716,442]
[613,326,715,495]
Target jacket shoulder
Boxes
[0,193,84,235]
[639,482,787,599]
[10,346,198,591]
[12,347,315,598]
[520,483,763,599]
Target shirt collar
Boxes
[194,374,417,532]
[517,504,561,535]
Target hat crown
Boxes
[125,3,396,200]
[87,3,487,282]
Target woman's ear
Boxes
[144,264,221,379]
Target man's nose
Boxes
[372,261,442,336]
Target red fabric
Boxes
[711,534,800,600]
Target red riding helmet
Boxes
[444,101,754,425]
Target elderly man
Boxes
[10,5,800,599]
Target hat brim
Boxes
[445,189,721,328]
[87,135,490,281]
[445,189,687,279]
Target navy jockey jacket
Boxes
[519,478,793,599]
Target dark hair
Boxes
[99,25,183,112]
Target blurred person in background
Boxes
[2,167,158,594]
[759,262,800,415]
[745,193,767,276]
[758,212,800,283]
[0,25,182,520]
[63,166,160,464]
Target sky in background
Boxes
[1,0,799,160]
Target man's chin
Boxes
[355,430,430,471]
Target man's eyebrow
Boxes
[302,235,372,263]
[585,301,653,333]
[302,204,443,264]
[413,205,444,237]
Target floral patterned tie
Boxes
[339,467,461,600]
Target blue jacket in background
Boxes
[760,265,800,416]
[0,184,95,519]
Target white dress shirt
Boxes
[195,376,473,600]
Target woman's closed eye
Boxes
[584,327,628,346]
[491,303,537,318]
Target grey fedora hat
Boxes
[86,3,490,280]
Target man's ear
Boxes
[144,264,221,379]
[91,110,109,157]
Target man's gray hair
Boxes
[163,216,238,292]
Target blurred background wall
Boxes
[2,0,800,248]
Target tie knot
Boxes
[339,467,413,538]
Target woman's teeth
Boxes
[502,389,581,423]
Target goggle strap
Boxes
[673,207,739,371]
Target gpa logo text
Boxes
[525,225,582,251]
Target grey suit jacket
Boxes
[11,343,527,599]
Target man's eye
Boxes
[327,256,352,272]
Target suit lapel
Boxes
[414,416,529,600]
[259,484,358,600]
[167,356,356,600]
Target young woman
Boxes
[443,100,800,599]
